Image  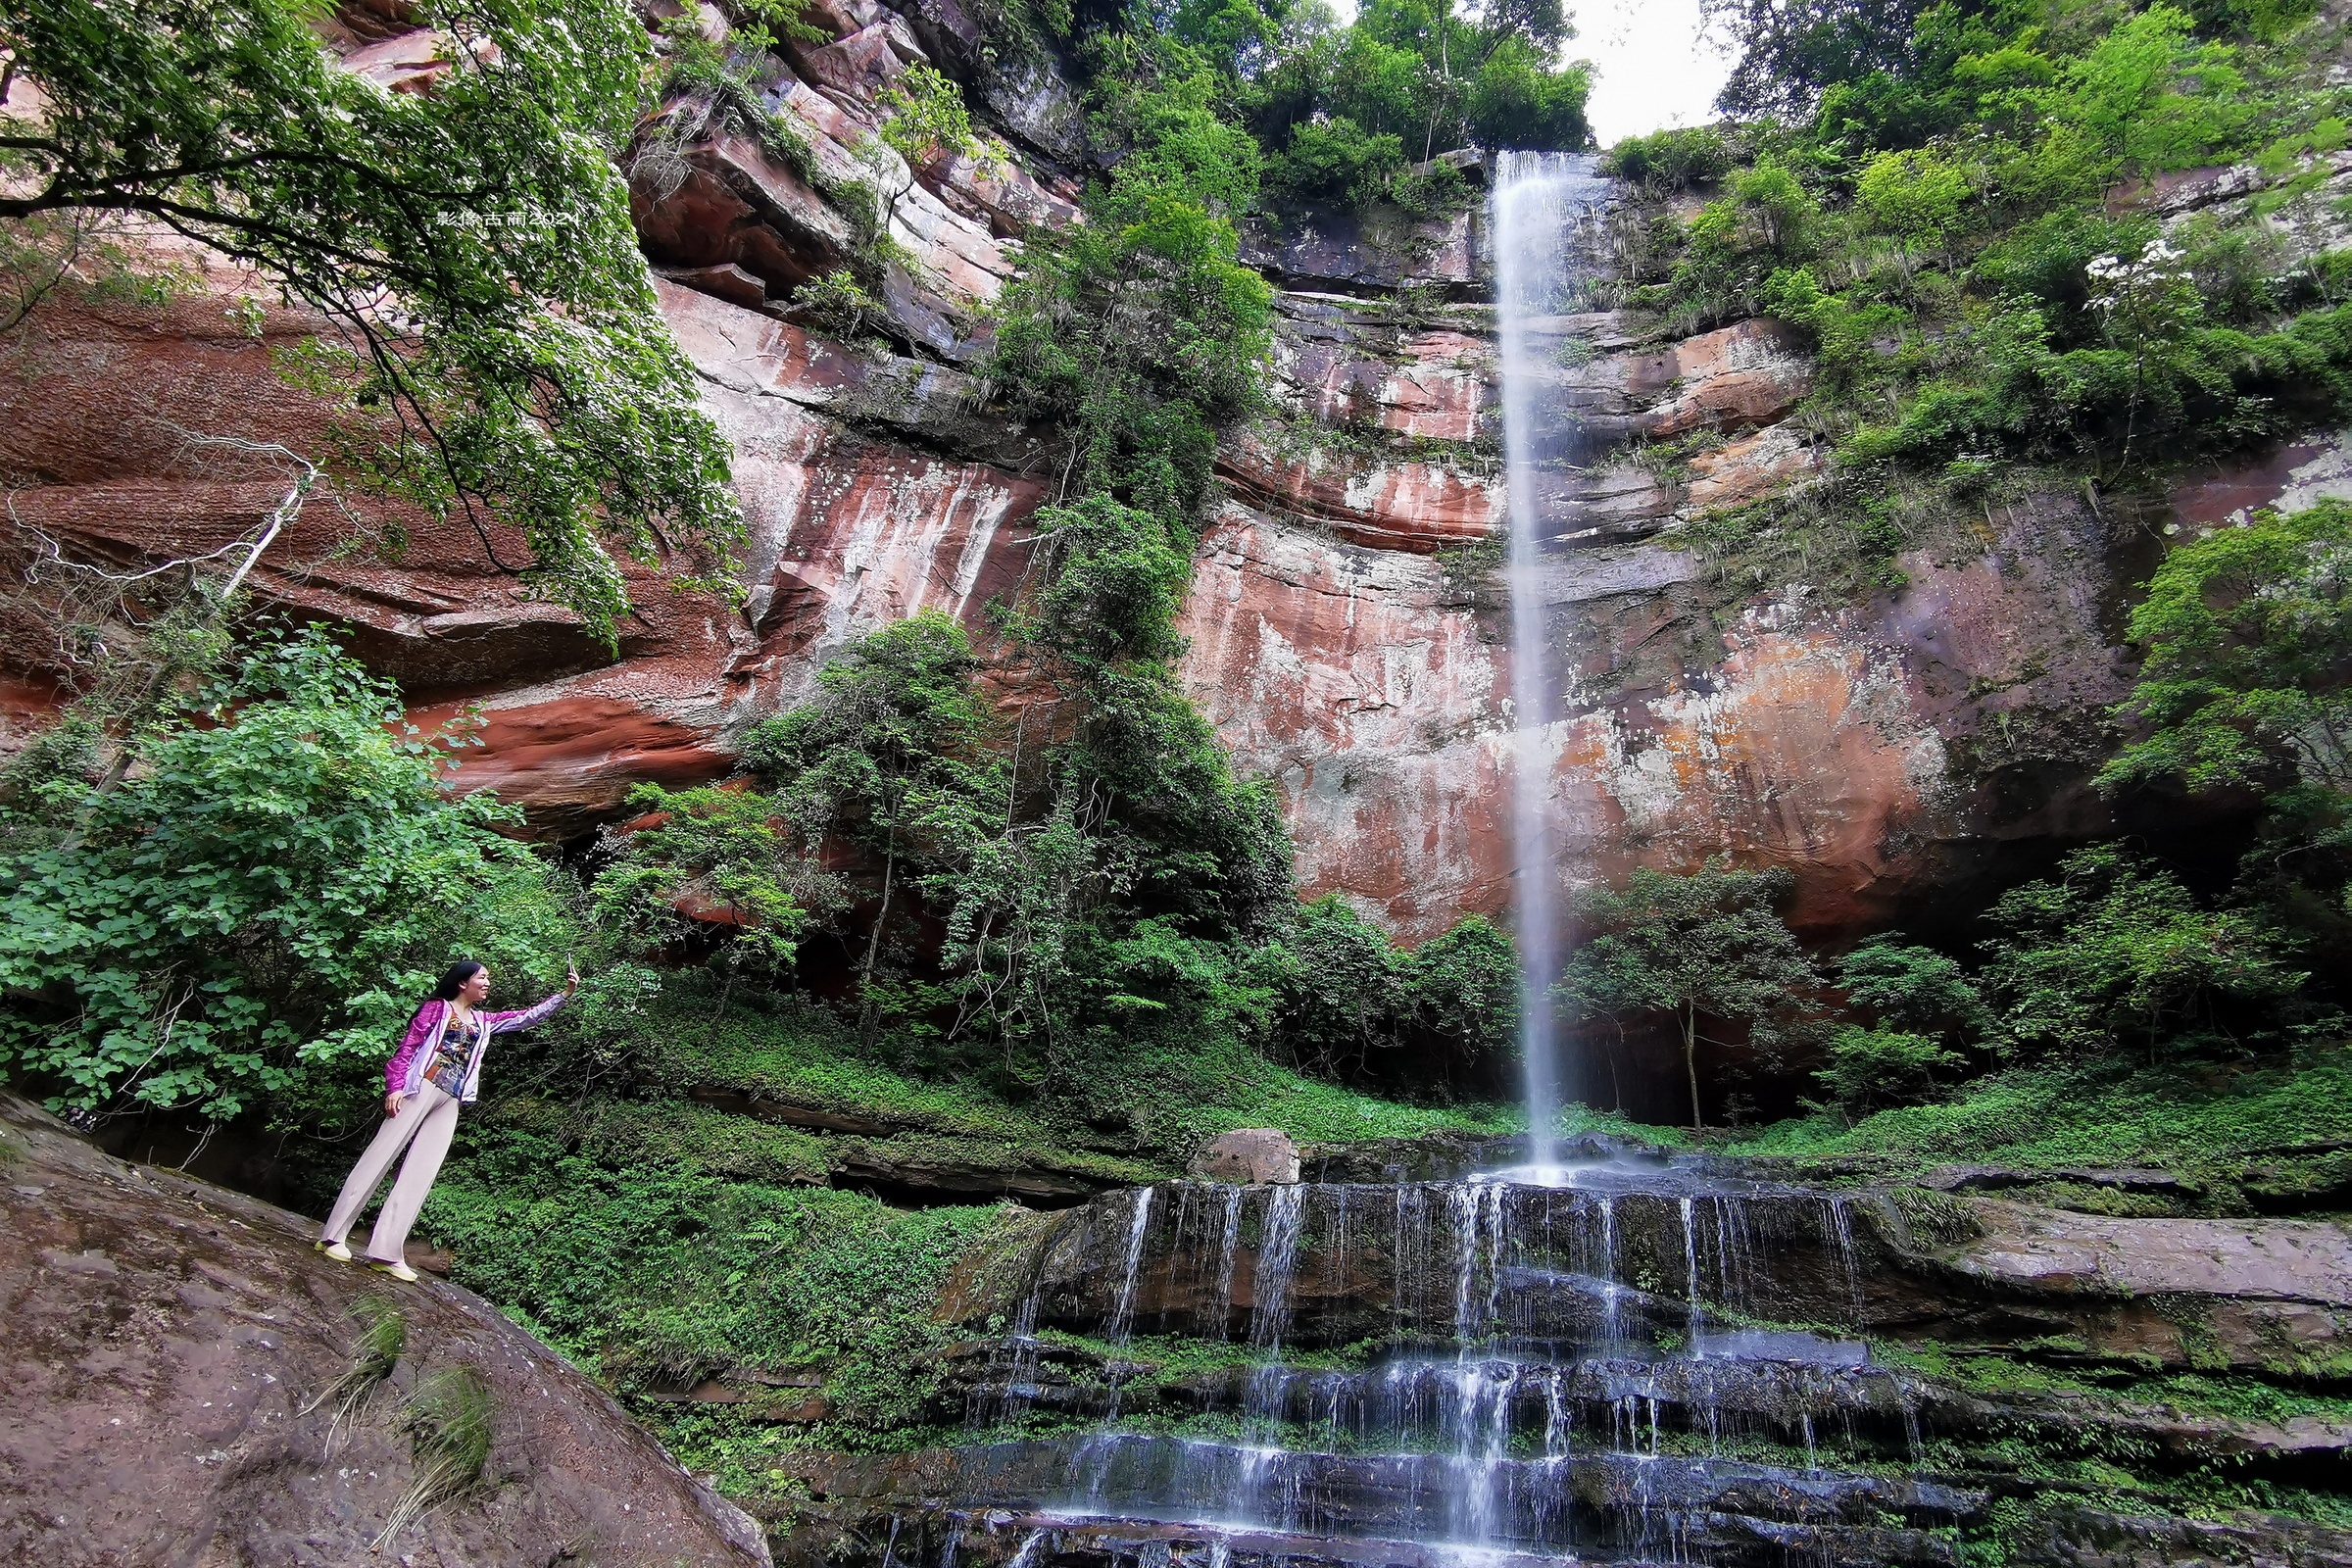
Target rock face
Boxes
[1184,283,2149,941]
[0,3,2339,961]
[0,1094,771,1568]
[1186,1129,1301,1185]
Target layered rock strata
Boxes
[5,4,2352,948]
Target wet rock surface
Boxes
[774,1142,2351,1568]
[0,1094,770,1568]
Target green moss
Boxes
[623,985,1517,1169]
[1729,1049,2352,1191]
[1886,1185,1984,1245]
[1873,1342,2352,1426]
[488,1095,832,1186]
[641,1005,1050,1143]
[417,1116,1011,1448]
[1034,1329,1386,1378]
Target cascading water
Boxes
[875,158,1991,1568]
[1492,151,1611,1163]
[930,1141,1966,1568]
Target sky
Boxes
[1570,0,1739,146]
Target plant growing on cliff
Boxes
[989,75,1273,521]
[0,0,742,647]
[873,64,983,226]
[2101,501,2352,841]
[1556,860,1824,1129]
[1645,0,2352,600]
[375,1367,495,1548]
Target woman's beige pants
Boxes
[320,1084,460,1265]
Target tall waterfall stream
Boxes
[777,159,2310,1568]
[1494,150,1610,1163]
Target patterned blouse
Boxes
[384,991,566,1104]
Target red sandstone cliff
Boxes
[5,3,2350,942]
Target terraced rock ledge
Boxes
[760,1139,2352,1568]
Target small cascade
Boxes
[1107,1187,1157,1345]
[924,1143,1970,1568]
[966,1256,1050,1429]
[1246,1184,1307,1349]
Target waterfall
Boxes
[1492,150,1611,1159]
[946,1154,1962,1567]
[904,154,1991,1568]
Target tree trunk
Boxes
[862,827,897,997]
[1684,1005,1704,1131]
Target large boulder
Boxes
[1187,1128,1301,1186]
[0,1095,772,1568]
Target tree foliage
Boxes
[0,627,573,1119]
[1814,937,1987,1110]
[0,0,743,646]
[1979,844,2319,1059]
[1656,0,2352,602]
[590,784,831,980]
[2102,501,2352,832]
[1557,861,1823,1127]
[1246,0,1591,166]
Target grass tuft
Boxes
[373,1366,494,1549]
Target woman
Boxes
[318,958,577,1281]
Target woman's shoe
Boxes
[368,1259,420,1283]
[315,1240,354,1262]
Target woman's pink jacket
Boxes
[383,992,566,1104]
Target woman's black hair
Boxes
[431,960,486,1002]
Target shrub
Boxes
[0,627,574,1120]
[1814,1026,1966,1111]
[1979,845,2319,1059]
[1603,125,1733,190]
[1264,117,1405,209]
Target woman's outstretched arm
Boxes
[482,964,582,1034]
